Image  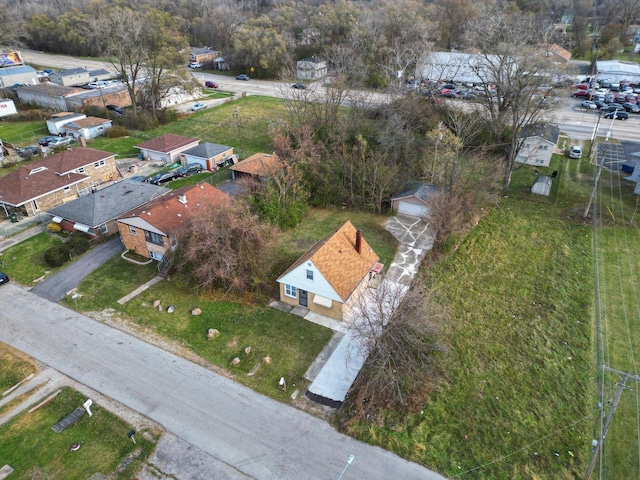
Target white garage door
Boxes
[397,201,428,218]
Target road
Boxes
[0,283,446,480]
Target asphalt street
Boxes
[29,236,123,302]
[0,284,447,480]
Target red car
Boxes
[571,89,589,98]
[205,81,218,89]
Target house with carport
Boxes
[0,148,118,219]
[135,134,200,164]
[180,142,236,171]
[117,182,229,261]
[47,179,170,237]
[277,221,383,321]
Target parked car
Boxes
[601,104,624,113]
[189,62,203,69]
[624,102,640,113]
[604,110,629,120]
[39,135,58,146]
[129,175,149,182]
[582,100,598,109]
[106,104,124,116]
[0,271,9,286]
[406,80,420,90]
[205,81,219,89]
[569,145,582,159]
[571,89,589,98]
[441,90,457,98]
[149,171,178,185]
[235,74,250,81]
[175,163,203,177]
[292,83,306,89]
[47,136,75,147]
[18,145,40,157]
[191,102,207,112]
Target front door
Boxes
[299,289,308,307]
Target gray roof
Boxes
[54,67,88,77]
[0,65,36,77]
[533,175,552,186]
[182,142,233,159]
[192,47,217,55]
[47,179,170,227]
[391,182,439,203]
[519,124,560,144]
[88,68,111,77]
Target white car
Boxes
[191,102,207,112]
[582,100,598,109]
[569,145,582,159]
[189,62,203,69]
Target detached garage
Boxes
[391,182,438,218]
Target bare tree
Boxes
[343,283,446,417]
[175,199,279,294]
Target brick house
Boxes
[135,134,200,164]
[117,182,229,261]
[0,148,118,219]
[277,221,383,321]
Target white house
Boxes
[516,124,560,168]
[296,58,327,80]
[47,113,87,135]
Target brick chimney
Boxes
[355,230,362,254]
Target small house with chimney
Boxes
[117,182,229,261]
[277,221,383,321]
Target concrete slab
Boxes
[303,311,348,333]
[290,305,309,317]
[117,275,164,305]
[268,300,292,313]
[0,465,14,480]
[304,331,345,382]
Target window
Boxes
[31,199,39,211]
[285,284,297,298]
[98,224,108,234]
[306,269,313,280]
[94,159,105,168]
[524,143,530,149]
[128,226,136,235]
[144,230,164,245]
[538,145,548,150]
[77,167,85,173]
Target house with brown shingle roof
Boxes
[135,134,200,164]
[0,148,118,219]
[117,182,229,261]
[229,153,279,181]
[59,116,113,140]
[277,221,382,321]
[537,43,572,65]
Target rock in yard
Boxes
[153,300,161,308]
[231,357,240,365]
[244,346,251,355]
[191,308,202,316]
[207,328,219,339]
[166,305,175,313]
[262,356,271,364]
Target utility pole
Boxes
[584,366,640,479]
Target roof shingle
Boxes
[135,134,199,154]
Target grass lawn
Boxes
[0,342,38,393]
[342,155,596,478]
[0,387,155,479]
[0,120,48,145]
[0,232,65,285]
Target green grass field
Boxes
[0,387,155,479]
[0,232,65,284]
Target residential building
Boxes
[0,148,118,218]
[391,182,439,218]
[180,142,236,171]
[117,183,229,261]
[48,179,170,237]
[277,221,382,321]
[59,117,113,140]
[135,134,200,164]
[229,153,278,181]
[296,58,327,80]
[190,47,219,67]
[48,68,91,87]
[0,65,38,88]
[516,124,560,168]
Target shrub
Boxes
[105,125,129,138]
[44,245,70,267]
[47,222,62,233]
[66,235,91,255]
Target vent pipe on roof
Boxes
[356,230,362,254]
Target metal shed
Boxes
[531,175,552,196]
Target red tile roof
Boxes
[135,134,199,154]
[122,182,229,235]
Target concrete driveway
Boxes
[0,284,446,480]
[30,236,123,302]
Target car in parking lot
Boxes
[129,175,149,182]
[148,170,178,185]
[191,102,207,112]
[0,271,9,286]
[601,104,625,113]
[569,145,582,159]
[205,81,218,89]
[604,110,629,120]
[623,102,640,113]
[175,163,203,177]
[39,135,58,146]
[18,145,40,157]
[235,74,250,81]
[582,100,598,109]
[292,83,306,89]
[189,62,203,69]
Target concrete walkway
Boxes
[117,275,164,305]
[306,215,433,406]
